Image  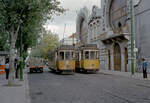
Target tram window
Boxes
[65,52,70,60]
[81,51,84,60]
[76,53,79,60]
[85,51,89,59]
[59,52,64,60]
[90,51,96,59]
[71,52,75,60]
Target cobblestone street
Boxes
[28,69,150,103]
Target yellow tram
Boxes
[49,45,75,73]
[76,44,100,73]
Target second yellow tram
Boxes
[76,44,100,73]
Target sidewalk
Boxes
[99,69,150,80]
[0,69,30,103]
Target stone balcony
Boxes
[99,25,130,44]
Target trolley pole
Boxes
[130,0,135,75]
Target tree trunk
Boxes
[8,30,17,86]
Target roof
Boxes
[58,45,75,50]
[78,44,99,50]
[81,44,97,48]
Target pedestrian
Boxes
[15,63,19,79]
[26,62,29,67]
[15,59,19,79]
[5,59,9,79]
[142,58,148,78]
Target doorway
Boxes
[114,43,121,71]
[124,48,128,72]
[108,50,111,70]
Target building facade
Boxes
[76,0,150,72]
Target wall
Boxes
[134,0,150,72]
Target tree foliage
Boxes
[0,0,64,51]
[31,30,59,59]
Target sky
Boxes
[44,0,101,40]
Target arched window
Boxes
[109,0,127,30]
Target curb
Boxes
[24,69,31,103]
[99,70,150,81]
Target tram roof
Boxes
[78,44,99,50]
[57,45,75,50]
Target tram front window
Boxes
[96,51,99,59]
[59,52,64,60]
[90,51,96,59]
[65,52,70,60]
[85,51,89,59]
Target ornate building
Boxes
[76,7,89,45]
[76,0,150,72]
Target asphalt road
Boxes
[28,69,150,103]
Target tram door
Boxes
[114,43,121,71]
[108,50,111,70]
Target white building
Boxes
[76,0,149,72]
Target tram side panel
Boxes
[57,60,75,72]
[81,59,99,71]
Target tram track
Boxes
[103,89,135,103]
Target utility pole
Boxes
[130,0,135,75]
[62,24,66,45]
[73,34,75,46]
[20,27,23,81]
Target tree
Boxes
[39,31,59,59]
[0,0,64,86]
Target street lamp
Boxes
[20,26,23,81]
[130,0,135,75]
